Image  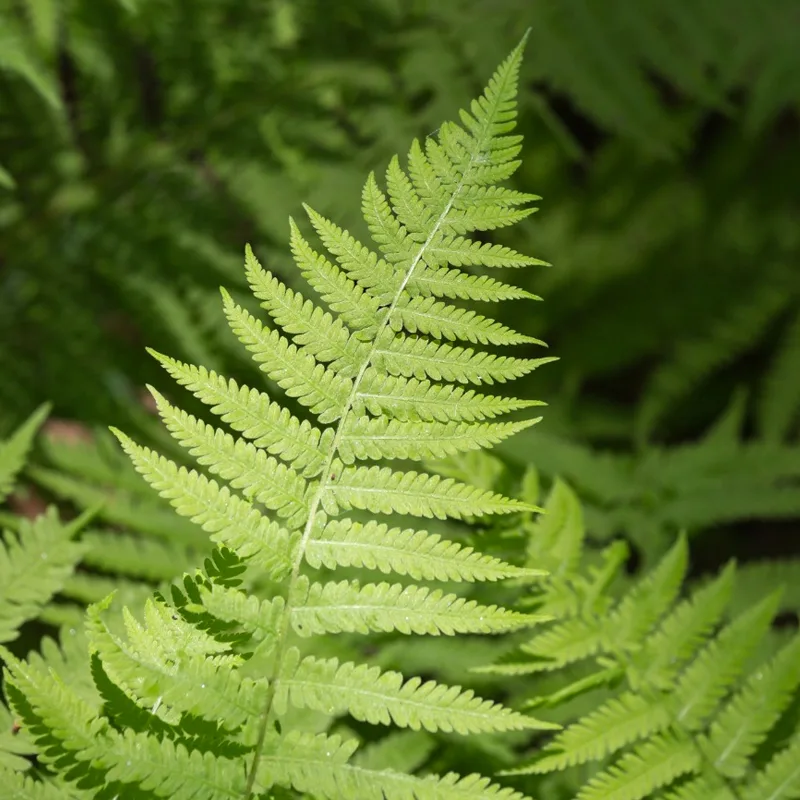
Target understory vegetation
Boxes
[1,3,798,798]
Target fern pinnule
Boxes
[4,35,555,799]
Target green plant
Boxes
[496,393,800,569]
[1,36,562,798]
[0,405,87,645]
[481,477,800,800]
[0,406,88,779]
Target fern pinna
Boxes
[482,478,800,800]
[2,36,557,799]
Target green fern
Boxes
[2,36,557,799]
[0,406,100,786]
[0,406,90,643]
[485,478,800,800]
[497,393,800,567]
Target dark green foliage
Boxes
[2,0,799,454]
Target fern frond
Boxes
[223,290,354,423]
[671,593,781,730]
[275,651,554,734]
[4,770,84,799]
[704,634,800,779]
[575,731,699,800]
[377,333,553,385]
[86,596,265,730]
[337,415,538,462]
[497,478,800,800]
[256,729,528,800]
[148,350,332,476]
[392,295,538,346]
[740,733,800,800]
[409,264,540,302]
[149,389,310,524]
[245,245,367,376]
[0,405,49,503]
[113,433,298,578]
[357,373,542,423]
[527,693,672,773]
[289,219,383,333]
[328,464,534,519]
[0,509,87,643]
[6,35,553,800]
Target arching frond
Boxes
[4,37,553,800]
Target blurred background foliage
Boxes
[1,0,799,572]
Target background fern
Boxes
[478,474,800,800]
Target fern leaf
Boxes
[501,477,800,799]
[4,770,83,799]
[6,35,552,800]
[291,577,540,637]
[222,291,353,423]
[337,415,538,463]
[704,634,800,779]
[95,729,247,799]
[305,518,539,582]
[377,333,554,385]
[275,651,553,734]
[149,389,310,524]
[111,432,297,578]
[86,597,265,730]
[575,731,699,800]
[515,693,671,774]
[516,616,605,671]
[409,264,540,302]
[639,563,735,686]
[289,219,383,332]
[603,535,688,649]
[304,205,399,301]
[0,405,49,503]
[392,295,539,345]
[245,245,368,376]
[524,478,585,575]
[672,593,781,729]
[357,373,542,423]
[742,733,800,800]
[0,509,86,643]
[148,350,332,476]
[257,730,527,800]
[1,646,108,787]
[328,465,535,519]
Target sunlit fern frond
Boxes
[3,35,558,800]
